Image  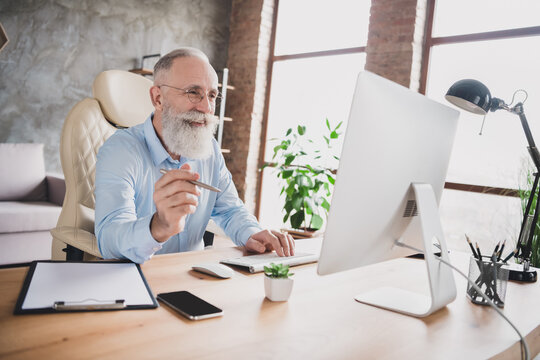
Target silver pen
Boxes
[159,169,221,193]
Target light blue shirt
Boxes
[95,114,262,263]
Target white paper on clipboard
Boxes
[21,262,155,310]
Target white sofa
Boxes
[0,143,65,265]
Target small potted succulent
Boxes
[263,263,294,301]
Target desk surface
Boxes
[0,238,539,360]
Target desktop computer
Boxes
[317,71,460,317]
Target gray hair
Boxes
[153,47,210,83]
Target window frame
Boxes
[256,0,367,218]
[257,0,540,219]
[419,0,540,198]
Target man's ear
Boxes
[150,86,163,111]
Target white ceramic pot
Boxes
[264,275,294,301]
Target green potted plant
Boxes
[263,263,294,301]
[264,119,342,238]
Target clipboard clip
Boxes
[53,299,126,311]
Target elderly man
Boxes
[95,47,294,263]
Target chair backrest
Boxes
[51,70,154,260]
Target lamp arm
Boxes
[512,103,540,170]
[511,103,538,263]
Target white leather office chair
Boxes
[51,70,154,260]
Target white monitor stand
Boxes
[354,183,456,317]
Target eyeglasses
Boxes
[158,84,221,105]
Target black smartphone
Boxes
[157,291,223,320]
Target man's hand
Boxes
[245,230,295,257]
[151,163,200,242]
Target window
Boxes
[258,0,371,228]
[274,0,370,55]
[422,0,540,252]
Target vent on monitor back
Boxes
[403,200,418,217]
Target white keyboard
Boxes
[221,252,319,273]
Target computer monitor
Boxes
[317,71,460,317]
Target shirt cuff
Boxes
[238,226,263,246]
[134,214,164,262]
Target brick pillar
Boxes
[365,0,428,91]
[224,0,274,213]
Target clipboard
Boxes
[14,261,158,314]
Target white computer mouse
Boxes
[192,263,234,279]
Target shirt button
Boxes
[152,246,160,252]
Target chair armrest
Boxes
[46,173,65,206]
[50,226,102,258]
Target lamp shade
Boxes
[445,79,492,115]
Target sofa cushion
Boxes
[0,143,47,201]
[0,201,61,233]
[0,231,53,265]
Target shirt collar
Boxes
[143,113,179,167]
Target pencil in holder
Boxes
[466,256,509,308]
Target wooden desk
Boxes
[0,238,539,359]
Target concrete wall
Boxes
[0,0,232,173]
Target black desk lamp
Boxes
[446,79,538,282]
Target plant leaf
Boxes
[321,197,330,211]
[282,169,294,179]
[326,118,331,130]
[301,185,311,197]
[310,214,323,230]
[286,183,296,196]
[290,211,305,229]
[286,128,292,136]
[313,180,322,192]
[291,193,303,211]
[305,197,315,211]
[324,182,330,193]
[327,174,335,185]
[297,125,306,135]
[284,155,295,166]
[284,201,293,213]
[295,174,305,187]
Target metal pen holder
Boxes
[466,256,509,308]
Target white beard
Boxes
[161,106,218,159]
